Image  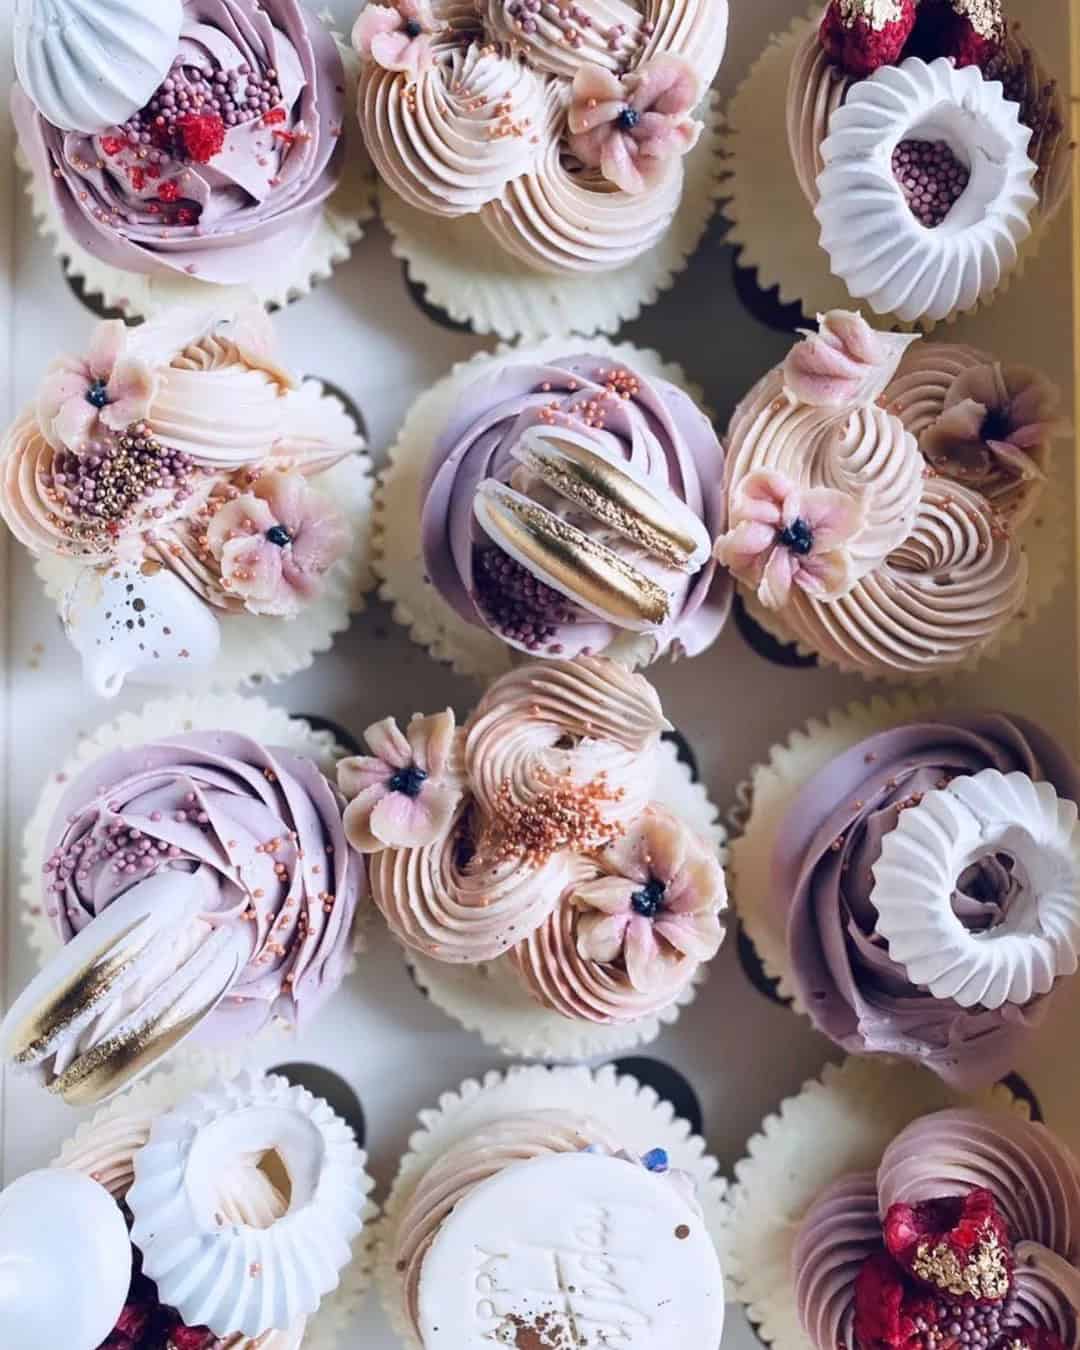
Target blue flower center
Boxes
[981,407,1012,442]
[630,878,666,918]
[389,765,428,798]
[617,106,640,131]
[641,1147,669,1173]
[777,517,814,556]
[404,18,423,35]
[85,379,111,409]
[265,524,292,547]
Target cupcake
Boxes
[340,656,727,1058]
[351,0,727,338]
[3,694,365,1105]
[376,341,731,676]
[726,0,1071,325]
[13,0,372,317]
[377,1062,727,1348]
[726,1056,1080,1350]
[0,306,373,694]
[54,1064,376,1349]
[732,694,1080,1090]
[715,310,1067,678]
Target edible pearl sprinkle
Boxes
[892,139,970,228]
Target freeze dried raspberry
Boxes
[176,112,226,164]
[909,0,1005,70]
[883,1189,1013,1303]
[819,0,917,77]
[167,1323,217,1350]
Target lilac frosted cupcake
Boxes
[5,693,365,1105]
[376,340,731,677]
[732,696,1080,1090]
[13,0,372,316]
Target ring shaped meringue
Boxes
[871,768,1080,1011]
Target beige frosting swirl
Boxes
[777,477,1027,676]
[391,1111,623,1337]
[509,890,698,1022]
[881,343,988,441]
[465,655,668,829]
[786,21,848,206]
[359,43,548,216]
[481,123,685,275]
[640,0,729,88]
[793,1172,879,1350]
[481,0,644,79]
[725,367,925,579]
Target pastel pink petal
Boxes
[601,134,645,194]
[736,470,794,523]
[573,876,639,915]
[1008,377,1060,427]
[795,548,854,601]
[624,915,663,991]
[986,440,1046,482]
[400,0,434,22]
[627,54,700,116]
[289,510,350,577]
[567,125,613,169]
[570,63,627,109]
[758,546,798,609]
[407,709,456,776]
[370,29,413,69]
[86,321,126,380]
[338,755,393,798]
[663,854,722,914]
[401,36,434,78]
[279,551,323,601]
[568,97,625,136]
[801,487,863,547]
[632,113,699,162]
[370,783,455,848]
[576,910,631,965]
[1004,423,1057,452]
[364,717,413,769]
[207,496,276,552]
[639,813,687,882]
[353,5,404,53]
[821,311,884,365]
[38,361,90,428]
[596,832,650,887]
[342,784,391,853]
[52,397,98,452]
[654,910,724,961]
[714,520,776,577]
[256,470,309,526]
[221,537,286,610]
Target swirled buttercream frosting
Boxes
[773,710,1080,1089]
[13,0,347,286]
[422,350,730,664]
[794,1105,1080,1350]
[353,0,727,274]
[718,311,1050,677]
[3,730,364,1103]
[350,656,727,1027]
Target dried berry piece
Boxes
[883,1190,1013,1303]
[176,112,226,164]
[819,0,918,77]
[909,0,1005,70]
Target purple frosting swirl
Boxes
[421,352,731,661]
[13,0,345,285]
[773,713,1080,1089]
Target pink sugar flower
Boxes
[352,0,437,81]
[38,320,157,453]
[205,470,348,618]
[567,54,702,195]
[714,470,864,610]
[572,806,726,992]
[338,709,464,853]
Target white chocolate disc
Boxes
[871,769,1080,1010]
[417,1151,725,1348]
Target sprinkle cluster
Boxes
[502,0,652,58]
[486,769,624,865]
[473,544,578,650]
[892,139,971,227]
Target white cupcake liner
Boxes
[379,90,723,342]
[373,337,708,680]
[375,1061,728,1348]
[21,691,364,984]
[735,459,1067,684]
[54,1054,379,1350]
[19,36,375,322]
[407,733,727,1060]
[34,400,375,693]
[722,10,1046,331]
[724,1056,1029,1350]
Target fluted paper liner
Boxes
[374,337,708,680]
[54,1055,378,1350]
[376,1061,728,1349]
[19,36,375,322]
[408,734,726,1059]
[379,91,723,342]
[724,1056,1030,1350]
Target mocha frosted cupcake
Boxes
[377,341,731,677]
[715,309,1066,679]
[5,694,366,1105]
[13,0,371,316]
[732,695,1080,1090]
[339,656,727,1058]
[0,306,373,694]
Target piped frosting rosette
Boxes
[354,0,726,335]
[731,695,1080,1091]
[0,306,373,694]
[5,695,365,1106]
[726,1055,1080,1350]
[717,310,1065,679]
[376,1063,727,1349]
[13,0,373,315]
[55,1064,377,1350]
[344,657,728,1058]
[382,345,729,673]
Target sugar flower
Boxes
[715,469,864,610]
[572,806,725,991]
[339,710,464,853]
[352,0,437,81]
[37,321,156,454]
[205,470,348,618]
[567,54,702,195]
